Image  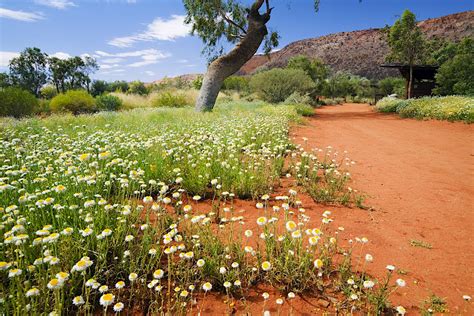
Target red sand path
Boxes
[291,103,474,313]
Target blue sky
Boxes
[0,0,472,82]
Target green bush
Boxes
[375,97,407,113]
[434,38,474,96]
[50,90,96,114]
[250,68,315,103]
[222,76,250,92]
[378,77,406,97]
[40,85,58,99]
[321,97,344,106]
[152,92,189,108]
[0,87,38,118]
[292,103,315,116]
[284,92,314,106]
[376,96,474,123]
[96,94,123,111]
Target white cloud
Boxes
[50,52,71,59]
[108,15,191,47]
[145,70,155,76]
[94,49,170,68]
[100,64,120,70]
[128,60,157,68]
[0,8,44,22]
[34,0,76,9]
[101,58,125,64]
[0,51,20,67]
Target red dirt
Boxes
[290,103,474,314]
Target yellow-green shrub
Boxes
[50,90,96,114]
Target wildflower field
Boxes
[0,102,407,315]
[375,96,474,123]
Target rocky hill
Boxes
[238,11,474,79]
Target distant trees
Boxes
[386,10,426,99]
[6,47,98,96]
[287,55,329,93]
[49,56,98,93]
[9,48,49,97]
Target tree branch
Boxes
[251,0,265,13]
[218,9,247,35]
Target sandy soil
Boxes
[290,103,474,314]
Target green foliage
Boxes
[222,75,250,92]
[287,55,329,92]
[375,97,408,113]
[250,68,315,103]
[0,72,11,88]
[434,38,474,96]
[292,103,315,116]
[108,80,129,93]
[49,56,98,93]
[376,96,474,123]
[0,87,38,118]
[284,92,314,106]
[40,85,58,99]
[378,77,406,97]
[91,80,108,96]
[8,47,49,97]
[183,1,319,58]
[152,92,189,108]
[50,90,96,114]
[386,10,426,65]
[96,94,123,111]
[192,75,203,89]
[128,80,148,95]
[323,72,371,98]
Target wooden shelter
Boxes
[380,64,439,98]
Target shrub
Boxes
[250,68,315,103]
[96,94,123,111]
[375,97,407,113]
[292,103,315,116]
[152,92,189,108]
[376,96,474,123]
[128,80,148,95]
[40,85,58,99]
[50,90,96,114]
[222,76,250,92]
[284,92,313,105]
[0,87,38,118]
[192,75,203,89]
[378,77,406,97]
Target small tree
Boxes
[287,55,329,90]
[386,10,426,98]
[128,80,148,95]
[9,47,49,97]
[91,80,108,97]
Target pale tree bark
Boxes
[195,0,271,112]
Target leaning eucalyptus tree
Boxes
[183,0,321,112]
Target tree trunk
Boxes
[408,64,413,99]
[195,6,270,112]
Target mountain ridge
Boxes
[238,11,474,79]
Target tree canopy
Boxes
[9,47,49,97]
